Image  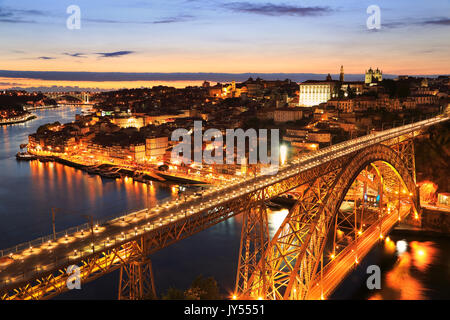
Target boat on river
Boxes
[16,152,37,161]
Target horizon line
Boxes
[1,69,448,83]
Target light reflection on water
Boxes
[368,239,438,300]
[0,107,177,249]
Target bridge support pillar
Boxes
[234,196,270,299]
[118,257,157,300]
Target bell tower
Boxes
[339,65,344,82]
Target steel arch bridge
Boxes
[236,143,418,300]
[44,92,90,104]
[0,114,448,300]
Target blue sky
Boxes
[0,0,449,75]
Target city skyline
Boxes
[0,69,394,91]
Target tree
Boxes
[415,122,450,191]
[160,275,221,300]
[188,275,221,300]
[162,287,185,300]
[184,287,204,300]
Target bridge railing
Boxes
[0,196,173,259]
[269,112,448,188]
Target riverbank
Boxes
[392,225,450,238]
[0,113,36,125]
[18,151,208,185]
[22,105,59,112]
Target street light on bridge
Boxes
[51,208,61,241]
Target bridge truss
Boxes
[235,135,420,300]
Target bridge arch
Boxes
[248,143,419,300]
[325,143,418,223]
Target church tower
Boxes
[339,65,344,82]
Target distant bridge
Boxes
[45,92,90,104]
[0,111,448,300]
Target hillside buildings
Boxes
[298,66,366,107]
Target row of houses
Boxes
[325,94,440,112]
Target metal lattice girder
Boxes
[241,161,342,300]
[1,241,141,300]
[324,144,418,229]
[268,168,340,300]
[118,237,156,300]
[245,143,419,300]
[383,132,417,183]
[118,258,156,300]
[392,139,416,183]
[234,192,270,298]
[311,144,419,298]
[333,163,385,256]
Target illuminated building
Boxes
[326,98,355,112]
[111,116,145,129]
[146,136,169,160]
[274,108,303,123]
[130,144,146,162]
[299,81,334,107]
[300,66,370,107]
[208,81,242,98]
[307,132,331,144]
[365,67,383,85]
[438,193,450,207]
[86,142,146,163]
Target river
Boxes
[0,106,448,299]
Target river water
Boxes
[0,106,448,299]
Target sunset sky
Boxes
[0,0,449,89]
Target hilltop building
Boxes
[365,67,383,85]
[299,80,335,107]
[299,65,366,107]
[299,66,387,107]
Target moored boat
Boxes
[16,152,37,161]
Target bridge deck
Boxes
[308,205,411,299]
